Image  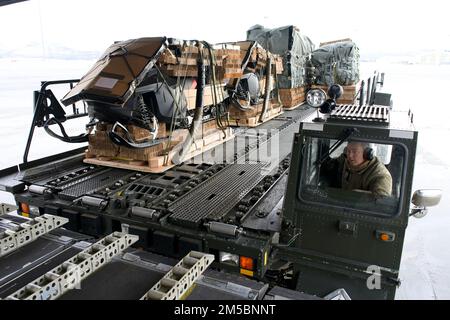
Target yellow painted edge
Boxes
[240,269,254,277]
[179,283,196,300]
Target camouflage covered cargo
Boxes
[311,41,360,86]
[247,25,314,89]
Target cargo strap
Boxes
[141,251,214,300]
[0,214,68,258]
[108,121,166,149]
[3,232,138,300]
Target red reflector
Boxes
[240,256,254,270]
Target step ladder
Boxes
[141,251,214,300]
[3,232,138,300]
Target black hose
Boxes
[259,56,272,122]
[43,117,90,143]
[172,41,205,164]
[234,41,257,91]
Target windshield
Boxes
[299,137,405,216]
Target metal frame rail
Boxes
[329,104,390,123]
[141,251,214,300]
[0,203,17,215]
[4,232,138,300]
[357,72,385,107]
[0,214,68,258]
[23,79,83,163]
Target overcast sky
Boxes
[0,0,449,58]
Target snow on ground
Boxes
[0,58,95,166]
[360,62,450,299]
[1,58,450,299]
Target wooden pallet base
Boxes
[228,104,283,127]
[84,127,234,173]
[311,83,360,105]
[282,101,305,110]
[282,102,306,111]
[279,87,306,109]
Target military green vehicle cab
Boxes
[277,87,442,299]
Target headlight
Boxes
[327,84,343,100]
[306,89,327,108]
[219,252,239,266]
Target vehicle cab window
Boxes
[299,137,405,216]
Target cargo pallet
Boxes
[84,121,233,173]
[228,101,283,127]
[279,87,306,110]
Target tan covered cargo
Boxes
[62,37,167,106]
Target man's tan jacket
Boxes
[340,155,393,197]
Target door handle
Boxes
[338,221,357,236]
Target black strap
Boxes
[44,117,91,143]
[108,122,165,149]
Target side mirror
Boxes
[410,189,442,218]
[412,189,442,208]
